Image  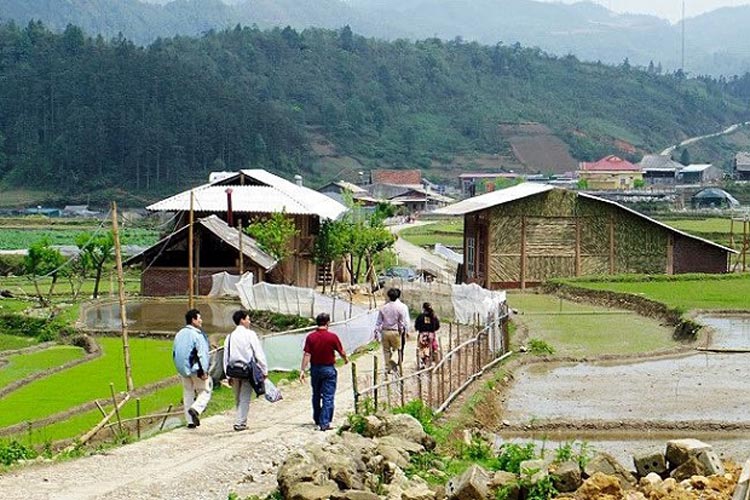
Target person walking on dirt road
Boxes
[374,288,406,376]
[394,288,411,368]
[299,312,348,431]
[173,309,212,428]
[223,310,268,432]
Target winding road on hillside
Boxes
[659,121,750,156]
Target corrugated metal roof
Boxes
[147,169,347,220]
[680,164,713,173]
[432,183,554,215]
[434,183,735,254]
[124,215,278,269]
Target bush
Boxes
[0,254,25,276]
[246,310,314,332]
[0,440,37,466]
[393,400,435,435]
[496,443,536,474]
[527,338,555,356]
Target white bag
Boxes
[264,379,283,403]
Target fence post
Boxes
[160,404,172,430]
[136,398,141,439]
[109,383,123,436]
[439,338,446,406]
[352,362,359,414]
[427,366,433,410]
[417,372,423,405]
[456,324,462,383]
[373,356,379,410]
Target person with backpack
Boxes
[299,312,348,431]
[415,302,440,369]
[173,309,212,429]
[223,310,268,432]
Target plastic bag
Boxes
[264,379,283,403]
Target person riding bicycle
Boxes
[415,302,440,368]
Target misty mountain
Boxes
[2,0,750,75]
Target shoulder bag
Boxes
[225,332,266,396]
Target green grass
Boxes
[0,273,141,297]
[507,293,675,357]
[0,334,38,351]
[0,346,85,389]
[0,228,158,250]
[571,275,750,311]
[0,337,174,428]
[399,220,464,249]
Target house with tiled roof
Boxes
[734,152,750,181]
[577,155,643,190]
[370,169,422,187]
[639,155,683,185]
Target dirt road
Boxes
[0,352,382,500]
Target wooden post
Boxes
[575,216,581,277]
[520,216,527,289]
[160,404,172,431]
[109,383,124,435]
[136,398,141,439]
[94,400,107,418]
[111,202,134,393]
[439,338,445,404]
[66,393,131,453]
[373,355,379,410]
[666,234,675,275]
[457,324,462,382]
[188,190,195,309]
[351,362,359,414]
[448,324,453,394]
[609,215,615,275]
[238,220,244,276]
[417,372,423,404]
[427,365,433,409]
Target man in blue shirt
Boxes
[173,309,212,428]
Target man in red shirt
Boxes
[299,312,349,431]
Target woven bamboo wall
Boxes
[483,190,671,287]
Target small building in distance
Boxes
[639,155,683,185]
[578,155,642,190]
[734,152,750,181]
[434,183,735,289]
[678,164,724,185]
[691,188,740,209]
[458,173,523,196]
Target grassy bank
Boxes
[399,220,463,249]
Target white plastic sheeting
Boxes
[451,283,506,324]
[434,243,463,264]
[259,310,379,371]
[235,278,370,323]
[208,272,253,298]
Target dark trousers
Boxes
[310,364,337,428]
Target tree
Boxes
[24,238,66,306]
[245,212,299,284]
[75,231,115,298]
[633,178,646,189]
[679,148,691,166]
[312,219,348,293]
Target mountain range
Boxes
[3,0,750,75]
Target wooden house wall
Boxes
[464,190,727,289]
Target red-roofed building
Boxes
[370,169,422,187]
[577,155,643,190]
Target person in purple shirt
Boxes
[374,288,406,376]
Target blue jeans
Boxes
[310,364,337,428]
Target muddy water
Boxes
[503,352,749,423]
[698,314,750,350]
[82,300,243,333]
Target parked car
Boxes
[377,266,417,289]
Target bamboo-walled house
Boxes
[435,183,735,289]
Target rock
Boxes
[551,461,582,493]
[287,480,340,500]
[402,482,437,500]
[632,450,667,478]
[377,435,425,455]
[380,414,430,447]
[665,439,712,469]
[639,472,662,486]
[696,449,725,476]
[375,444,410,469]
[332,490,380,500]
[575,472,623,500]
[584,453,636,487]
[623,492,647,500]
[733,459,750,500]
[490,471,519,500]
[670,456,706,482]
[340,432,379,462]
[362,415,384,438]
[519,459,548,485]
[445,464,490,500]
[277,451,327,497]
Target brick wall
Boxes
[142,267,239,296]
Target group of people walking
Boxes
[172,289,439,432]
[172,308,348,433]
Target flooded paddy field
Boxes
[500,314,750,460]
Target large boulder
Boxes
[380,414,433,449]
[584,453,636,487]
[575,472,623,500]
[277,451,327,497]
[551,461,582,493]
[665,439,712,469]
[287,480,340,500]
[445,464,490,500]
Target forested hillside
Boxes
[0,21,747,200]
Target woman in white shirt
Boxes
[223,310,268,431]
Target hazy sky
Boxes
[545,0,750,22]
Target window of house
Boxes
[466,236,476,279]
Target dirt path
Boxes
[0,351,383,500]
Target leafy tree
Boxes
[312,219,348,293]
[24,238,66,306]
[680,148,691,166]
[633,178,646,189]
[245,212,299,284]
[75,231,114,298]
[576,178,589,189]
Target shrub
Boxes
[527,338,555,356]
[393,400,435,435]
[496,443,536,474]
[0,440,37,466]
[0,254,25,276]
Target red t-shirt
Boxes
[303,328,344,366]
